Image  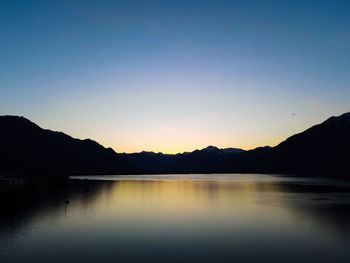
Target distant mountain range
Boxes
[196,146,245,154]
[0,113,349,178]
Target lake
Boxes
[1,174,350,263]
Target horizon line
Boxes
[1,111,349,155]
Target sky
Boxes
[1,0,350,153]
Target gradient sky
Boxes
[1,0,350,153]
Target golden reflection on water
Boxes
[2,175,350,263]
[68,178,293,230]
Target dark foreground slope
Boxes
[267,112,350,176]
[0,116,124,175]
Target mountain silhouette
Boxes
[1,113,349,177]
[0,116,124,175]
[198,146,245,154]
[267,112,350,175]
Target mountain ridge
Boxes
[1,112,349,177]
[0,115,123,175]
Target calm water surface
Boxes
[1,174,350,263]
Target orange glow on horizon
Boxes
[108,136,285,154]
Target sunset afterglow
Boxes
[1,1,349,153]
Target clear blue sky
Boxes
[1,0,349,153]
